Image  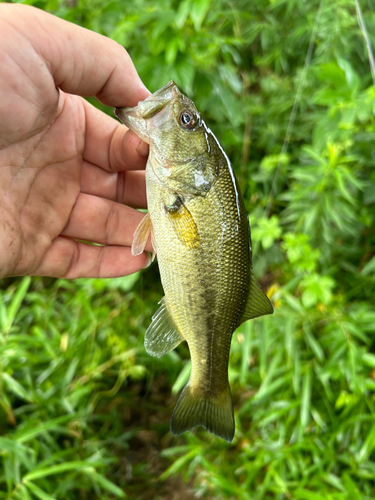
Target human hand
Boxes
[0,4,152,279]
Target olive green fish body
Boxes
[147,147,250,394]
[115,82,273,442]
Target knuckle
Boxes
[65,241,81,279]
[116,172,126,204]
[96,246,105,278]
[104,204,120,244]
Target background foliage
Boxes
[1,0,375,498]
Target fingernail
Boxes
[143,252,153,269]
[136,140,149,158]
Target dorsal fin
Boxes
[240,271,274,323]
[145,297,184,357]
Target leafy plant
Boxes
[2,0,375,498]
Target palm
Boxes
[1,93,82,273]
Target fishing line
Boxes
[355,0,375,86]
[265,0,325,217]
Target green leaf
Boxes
[254,374,291,402]
[176,59,195,95]
[294,490,327,500]
[322,473,345,491]
[23,462,87,481]
[17,485,33,500]
[251,216,282,250]
[240,321,253,385]
[0,293,7,333]
[362,353,375,367]
[159,449,199,480]
[190,0,211,31]
[300,367,312,429]
[2,373,34,402]
[15,416,74,443]
[24,482,56,500]
[304,328,325,362]
[0,437,29,455]
[171,361,191,394]
[175,0,190,28]
[358,424,375,463]
[160,445,191,457]
[334,170,355,204]
[6,277,31,332]
[342,473,362,500]
[337,58,360,92]
[335,390,358,409]
[361,256,375,276]
[301,289,317,308]
[83,467,126,497]
[165,38,180,65]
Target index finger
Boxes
[3,4,150,107]
[81,97,148,173]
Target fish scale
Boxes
[115,81,273,442]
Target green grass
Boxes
[1,0,375,498]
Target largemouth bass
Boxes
[115,82,273,442]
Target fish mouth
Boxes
[115,81,180,142]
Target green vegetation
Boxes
[1,0,375,498]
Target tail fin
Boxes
[170,383,234,443]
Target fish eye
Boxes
[179,110,196,130]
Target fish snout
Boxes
[115,81,180,140]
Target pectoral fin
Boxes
[145,297,184,357]
[132,212,156,260]
[165,196,200,249]
[240,271,274,323]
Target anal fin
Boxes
[240,271,274,323]
[145,297,184,357]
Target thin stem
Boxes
[266,0,325,216]
[355,0,375,85]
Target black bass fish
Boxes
[115,82,273,442]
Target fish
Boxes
[115,81,273,443]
